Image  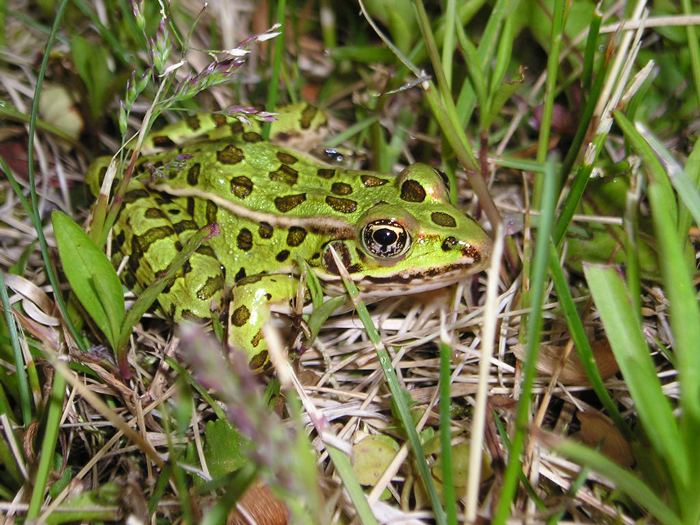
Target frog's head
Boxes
[319,163,493,298]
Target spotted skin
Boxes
[86,104,492,368]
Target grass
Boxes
[1,0,699,523]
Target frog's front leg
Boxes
[227,273,301,371]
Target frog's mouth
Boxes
[318,255,488,298]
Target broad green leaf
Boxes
[52,211,124,349]
[352,434,399,486]
[204,419,248,479]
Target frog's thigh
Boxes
[228,274,299,370]
[118,194,225,321]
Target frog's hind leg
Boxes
[227,274,300,371]
[115,184,226,322]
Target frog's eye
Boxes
[361,219,411,259]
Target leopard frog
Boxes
[88,104,493,369]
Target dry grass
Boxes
[1,0,698,523]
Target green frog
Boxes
[88,104,493,369]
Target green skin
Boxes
[89,104,493,369]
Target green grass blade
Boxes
[438,340,457,525]
[681,0,700,111]
[329,247,447,525]
[541,432,682,525]
[580,5,602,94]
[23,0,85,352]
[262,0,285,141]
[548,245,632,440]
[679,136,700,262]
[493,156,559,525]
[26,366,67,520]
[615,114,700,521]
[0,271,33,425]
[583,264,687,494]
[640,127,700,233]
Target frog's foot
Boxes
[227,274,300,371]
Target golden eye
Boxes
[361,219,411,259]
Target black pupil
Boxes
[373,228,397,246]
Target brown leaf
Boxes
[512,340,619,385]
[228,483,289,525]
[577,410,634,468]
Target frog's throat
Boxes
[153,183,355,238]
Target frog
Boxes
[88,103,493,370]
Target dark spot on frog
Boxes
[400,180,426,203]
[325,196,357,214]
[187,163,201,186]
[275,193,306,213]
[206,201,218,225]
[230,305,250,327]
[323,241,351,275]
[151,135,177,148]
[197,275,224,300]
[195,245,217,260]
[276,250,290,262]
[143,208,168,219]
[249,350,267,371]
[277,151,298,164]
[286,227,307,247]
[441,236,457,251]
[186,197,195,216]
[269,165,298,186]
[123,272,136,289]
[230,121,244,134]
[237,228,253,251]
[217,144,244,164]
[311,252,320,260]
[360,175,388,187]
[250,331,264,349]
[331,182,353,195]
[259,222,274,239]
[435,168,451,192]
[212,114,227,127]
[431,212,457,228]
[124,189,150,204]
[461,245,481,263]
[155,194,173,206]
[131,225,175,257]
[181,309,206,321]
[162,277,174,295]
[173,220,198,234]
[301,104,318,129]
[237,274,264,286]
[235,267,247,281]
[347,263,362,274]
[317,168,336,179]
[243,131,263,142]
[185,115,201,131]
[231,175,253,199]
